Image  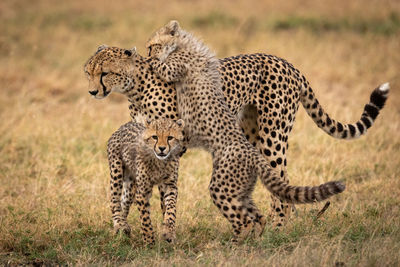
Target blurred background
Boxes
[0,0,399,265]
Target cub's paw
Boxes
[254,216,267,238]
[143,234,156,246]
[159,43,177,62]
[114,222,131,236]
[162,231,176,243]
[162,225,176,243]
[238,221,256,242]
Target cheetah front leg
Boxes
[147,45,187,83]
[109,160,131,235]
[159,179,178,243]
[158,184,166,218]
[159,43,177,63]
[135,179,155,245]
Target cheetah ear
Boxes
[175,119,185,128]
[165,20,180,36]
[97,44,108,52]
[144,118,152,128]
[122,47,136,58]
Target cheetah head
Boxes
[146,20,182,57]
[84,45,137,99]
[142,118,185,160]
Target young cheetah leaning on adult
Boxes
[107,118,185,244]
[146,20,345,241]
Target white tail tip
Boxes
[379,82,390,92]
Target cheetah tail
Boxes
[261,173,346,204]
[300,82,389,139]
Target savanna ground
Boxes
[1,0,400,265]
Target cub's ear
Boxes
[97,44,108,52]
[122,47,136,58]
[144,118,152,128]
[175,119,185,128]
[165,20,180,36]
[123,50,132,57]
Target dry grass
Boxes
[1,0,400,265]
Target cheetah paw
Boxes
[114,222,131,236]
[159,43,177,62]
[162,226,176,243]
[254,217,267,238]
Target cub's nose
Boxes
[89,90,98,96]
[159,146,166,152]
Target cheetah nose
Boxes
[89,90,98,96]
[159,146,166,152]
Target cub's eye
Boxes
[167,136,174,141]
[151,135,158,140]
[148,46,152,56]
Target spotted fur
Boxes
[144,20,345,241]
[84,26,388,229]
[107,118,184,244]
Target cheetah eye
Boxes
[151,135,158,140]
[101,72,109,79]
[148,46,152,57]
[167,136,173,141]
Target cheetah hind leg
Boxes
[232,199,265,243]
[234,214,266,242]
[115,174,136,236]
[243,198,267,240]
[270,197,295,229]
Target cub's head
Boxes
[146,20,182,57]
[142,118,185,160]
[84,45,137,99]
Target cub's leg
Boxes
[243,198,267,238]
[209,153,262,242]
[108,159,131,235]
[135,166,155,245]
[158,185,166,218]
[159,177,178,243]
[237,105,267,236]
[121,170,136,221]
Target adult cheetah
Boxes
[107,118,185,244]
[84,28,388,228]
[143,20,345,241]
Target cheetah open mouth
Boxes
[155,152,170,160]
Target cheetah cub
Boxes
[146,20,345,241]
[107,118,185,244]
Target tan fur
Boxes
[107,118,184,244]
[145,20,345,241]
[84,23,388,228]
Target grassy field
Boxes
[1,0,400,265]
